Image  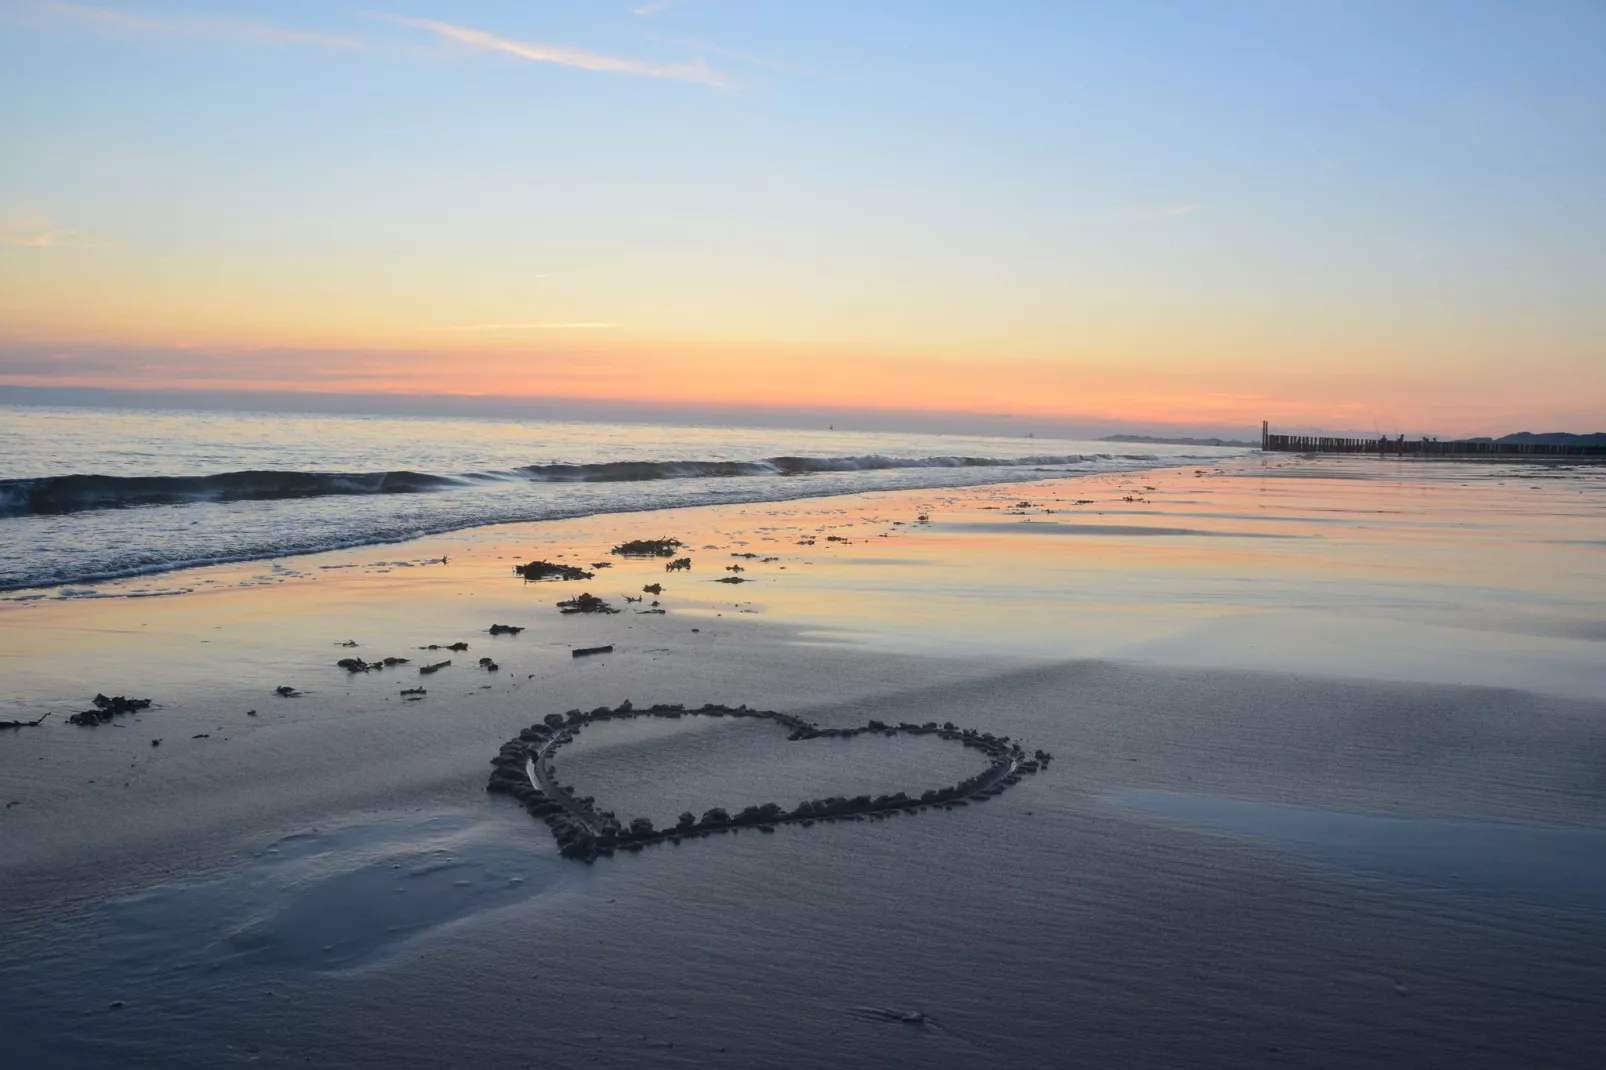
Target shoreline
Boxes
[1,456,1250,610]
[12,446,1603,603]
[0,452,1249,595]
[5,453,1605,714]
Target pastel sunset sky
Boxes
[2,0,1603,435]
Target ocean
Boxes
[0,405,1243,591]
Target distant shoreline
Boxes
[1102,434,1258,448]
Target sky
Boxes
[1,0,1603,436]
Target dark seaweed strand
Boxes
[486,702,1053,862]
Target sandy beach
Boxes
[3,456,1605,1068]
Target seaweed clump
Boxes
[557,592,619,615]
[68,694,152,726]
[610,538,685,558]
[515,560,594,581]
[338,656,412,672]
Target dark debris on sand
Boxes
[557,592,619,615]
[337,656,413,673]
[0,712,52,730]
[515,560,595,582]
[610,538,685,558]
[68,694,153,726]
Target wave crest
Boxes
[0,454,1093,516]
[0,470,461,515]
[510,454,1091,482]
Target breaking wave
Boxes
[0,469,462,515]
[0,454,1096,516]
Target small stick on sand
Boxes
[0,712,51,729]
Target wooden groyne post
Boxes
[1261,426,1606,459]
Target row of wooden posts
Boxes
[1261,423,1606,457]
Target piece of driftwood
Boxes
[0,712,50,729]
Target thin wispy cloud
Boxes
[23,1,365,50]
[1,213,117,249]
[440,322,615,331]
[630,0,680,15]
[380,14,724,87]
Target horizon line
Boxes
[3,383,1570,442]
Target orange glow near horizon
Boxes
[4,239,1601,436]
[2,328,1596,437]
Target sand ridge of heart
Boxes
[487,702,1053,862]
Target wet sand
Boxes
[2,457,1605,1068]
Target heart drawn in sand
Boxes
[486,703,1053,862]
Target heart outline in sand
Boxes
[487,702,1052,862]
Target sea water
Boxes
[0,405,1243,590]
